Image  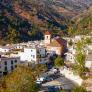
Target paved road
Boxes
[38,69,75,92]
[56,77,75,90]
[42,76,75,90]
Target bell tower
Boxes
[44,31,51,45]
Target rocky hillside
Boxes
[71,6,92,35]
[0,0,92,43]
[0,0,68,43]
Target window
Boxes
[33,55,35,58]
[11,66,13,70]
[0,71,2,76]
[15,60,17,63]
[47,36,48,39]
[4,61,7,65]
[11,60,13,64]
[0,63,1,68]
[4,66,7,71]
[15,65,17,68]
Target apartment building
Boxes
[0,56,20,76]
[18,46,46,63]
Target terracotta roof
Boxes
[48,37,67,47]
[44,31,51,35]
[55,37,67,46]
[48,39,61,47]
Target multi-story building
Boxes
[0,56,20,76]
[18,46,46,63]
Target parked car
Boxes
[36,80,42,84]
[36,75,54,84]
[47,86,59,92]
[50,68,60,74]
[36,77,45,84]
[44,76,53,82]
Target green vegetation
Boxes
[1,0,92,44]
[80,15,92,28]
[68,39,73,46]
[54,56,64,67]
[67,12,92,36]
[0,65,46,92]
[76,41,84,52]
[72,40,90,79]
[5,26,20,44]
[32,64,47,77]
[0,3,44,44]
[0,0,68,44]
[75,52,85,67]
[72,86,86,92]
[84,38,92,45]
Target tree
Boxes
[0,64,47,92]
[54,56,64,67]
[33,64,47,78]
[68,39,73,46]
[5,25,20,44]
[0,66,38,92]
[73,52,88,79]
[72,64,81,74]
[67,26,73,35]
[72,64,88,78]
[75,52,85,67]
[72,86,86,92]
[84,38,92,45]
[76,41,83,52]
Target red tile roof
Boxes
[55,37,66,46]
[48,37,67,47]
[44,31,51,35]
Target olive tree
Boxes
[54,56,64,67]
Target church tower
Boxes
[44,31,51,45]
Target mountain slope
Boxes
[0,0,68,43]
[68,6,92,35]
[0,0,92,43]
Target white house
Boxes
[65,52,75,63]
[13,44,24,50]
[0,55,20,76]
[0,46,13,53]
[18,46,46,63]
[72,35,83,43]
[65,46,76,63]
[18,47,37,62]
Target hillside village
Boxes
[0,31,92,91]
[1,0,92,92]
